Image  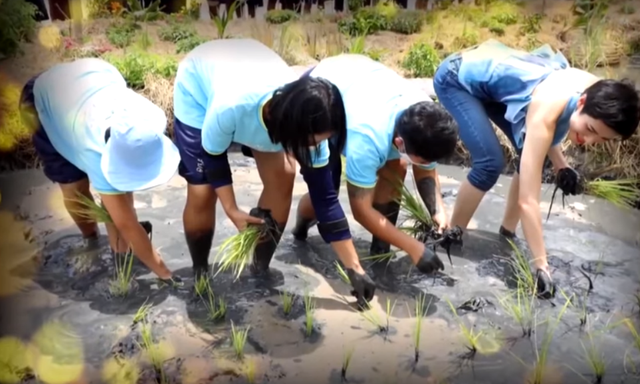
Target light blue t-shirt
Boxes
[34,58,130,194]
[309,54,437,189]
[173,39,329,168]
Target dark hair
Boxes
[581,78,640,140]
[265,76,346,167]
[395,101,458,162]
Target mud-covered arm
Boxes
[201,105,237,215]
[546,144,570,173]
[100,193,172,279]
[519,94,565,270]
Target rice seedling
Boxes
[214,225,267,281]
[109,248,135,297]
[280,290,295,316]
[393,177,433,243]
[358,302,387,333]
[623,318,640,355]
[194,273,209,297]
[334,261,351,285]
[496,281,536,337]
[139,321,154,349]
[445,298,484,359]
[341,345,355,382]
[410,292,431,363]
[577,332,607,383]
[132,299,152,326]
[67,191,112,223]
[230,321,250,360]
[385,297,397,333]
[360,251,396,266]
[243,357,257,384]
[303,289,316,337]
[200,279,227,322]
[500,239,537,295]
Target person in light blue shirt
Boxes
[173,39,367,290]
[291,54,460,276]
[433,39,640,298]
[19,58,182,284]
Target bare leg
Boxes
[449,179,486,230]
[183,184,217,277]
[104,192,134,253]
[59,179,99,238]
[500,172,520,237]
[369,159,407,255]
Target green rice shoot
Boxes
[136,321,167,382]
[215,225,265,281]
[334,261,351,285]
[194,274,209,297]
[393,176,433,238]
[623,318,640,356]
[199,278,226,322]
[139,321,153,350]
[68,191,113,223]
[445,298,484,356]
[579,332,607,383]
[410,292,431,362]
[243,357,257,384]
[358,302,387,333]
[132,299,152,325]
[496,281,536,337]
[341,344,355,380]
[230,321,250,360]
[500,239,536,295]
[280,290,295,316]
[385,297,397,332]
[360,251,396,265]
[586,178,640,210]
[109,248,135,297]
[303,289,316,337]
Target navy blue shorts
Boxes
[21,75,88,184]
[327,138,342,193]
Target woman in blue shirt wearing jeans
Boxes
[433,39,639,298]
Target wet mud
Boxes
[0,158,639,384]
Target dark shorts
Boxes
[20,75,88,185]
[174,117,255,185]
[327,138,342,192]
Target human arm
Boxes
[413,163,449,232]
[100,192,173,279]
[546,144,570,173]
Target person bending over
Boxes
[173,39,371,303]
[19,58,181,284]
[291,54,460,275]
[433,39,640,298]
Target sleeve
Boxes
[201,104,235,188]
[414,161,437,171]
[300,163,352,243]
[90,171,121,195]
[345,131,382,189]
[309,139,330,168]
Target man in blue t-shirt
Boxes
[21,58,182,284]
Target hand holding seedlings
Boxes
[228,207,265,232]
[546,167,584,220]
[414,245,445,274]
[346,268,376,309]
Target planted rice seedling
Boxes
[194,273,209,297]
[385,297,397,333]
[445,298,484,358]
[500,239,537,295]
[137,320,168,383]
[358,302,387,334]
[230,321,250,360]
[341,345,355,382]
[497,281,536,337]
[243,357,257,384]
[199,279,227,322]
[303,289,316,337]
[410,292,431,363]
[132,299,152,326]
[578,332,607,383]
[109,248,135,297]
[280,290,295,316]
[68,191,113,223]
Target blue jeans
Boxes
[433,53,522,192]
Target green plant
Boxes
[109,249,136,297]
[119,0,163,21]
[132,299,153,326]
[280,291,295,316]
[334,261,351,285]
[176,35,207,53]
[347,0,363,12]
[388,10,424,35]
[577,332,607,383]
[586,178,640,210]
[243,358,257,383]
[348,35,366,54]
[341,345,355,381]
[520,13,542,35]
[158,22,197,43]
[106,20,139,48]
[214,225,265,281]
[0,0,38,58]
[68,192,112,223]
[497,281,536,337]
[213,0,242,38]
[445,298,497,359]
[194,274,209,296]
[199,279,227,322]
[401,42,440,78]
[393,176,433,243]
[303,289,315,337]
[104,52,178,89]
[337,7,390,36]
[136,28,153,51]
[265,9,299,24]
[230,321,250,360]
[500,239,537,295]
[411,293,430,362]
[358,302,387,333]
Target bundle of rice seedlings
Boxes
[214,225,269,281]
[303,289,316,337]
[393,177,433,243]
[67,191,112,223]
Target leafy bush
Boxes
[0,0,38,58]
[158,22,197,43]
[347,0,363,12]
[388,10,424,34]
[104,52,178,89]
[488,22,505,36]
[176,35,207,53]
[338,7,389,36]
[106,20,139,48]
[401,42,440,78]
[265,9,299,24]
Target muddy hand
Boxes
[139,221,152,240]
[414,245,444,274]
[230,209,264,231]
[556,167,584,196]
[535,268,556,299]
[346,268,376,309]
[158,275,184,288]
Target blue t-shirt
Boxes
[309,54,437,189]
[34,58,130,194]
[173,39,329,168]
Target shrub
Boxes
[401,42,440,78]
[176,35,207,53]
[158,22,197,43]
[265,9,298,24]
[103,52,178,89]
[347,0,363,12]
[488,22,505,36]
[106,20,139,48]
[337,7,389,36]
[388,10,424,34]
[0,0,38,58]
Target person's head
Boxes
[568,78,640,146]
[393,101,459,166]
[264,76,346,167]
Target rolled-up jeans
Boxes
[433,53,522,192]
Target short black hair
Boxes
[581,78,640,140]
[265,76,346,167]
[395,101,458,162]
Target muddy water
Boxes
[0,157,639,384]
